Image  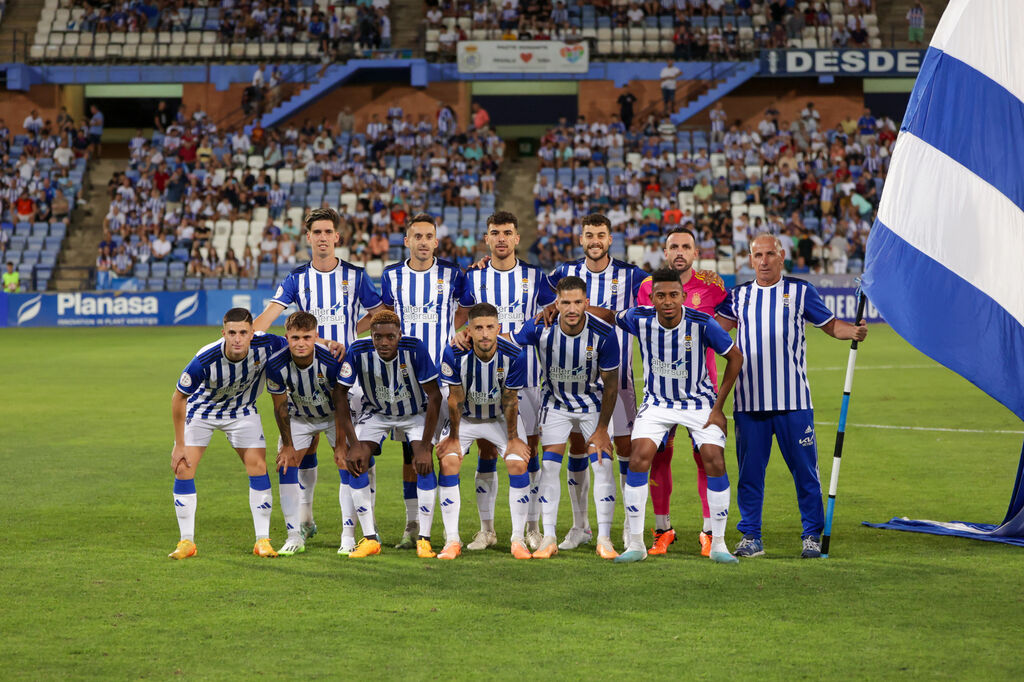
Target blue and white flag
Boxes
[861,0,1024,544]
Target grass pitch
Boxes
[2,324,1022,680]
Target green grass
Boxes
[2,325,1023,680]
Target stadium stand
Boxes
[0,115,87,292]
[529,103,895,276]
[30,0,392,62]
[94,102,503,291]
[424,1,882,59]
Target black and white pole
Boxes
[821,291,867,558]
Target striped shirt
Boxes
[716,277,835,412]
[271,259,383,345]
[616,307,734,410]
[438,338,525,421]
[337,337,438,417]
[381,258,474,364]
[264,344,340,420]
[466,260,556,387]
[176,332,287,420]
[509,314,620,413]
[550,257,648,388]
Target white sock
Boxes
[623,470,649,551]
[338,470,356,542]
[248,475,272,540]
[655,514,671,531]
[417,472,437,539]
[278,470,301,540]
[539,454,563,538]
[618,457,631,537]
[296,460,317,525]
[475,464,498,530]
[509,472,531,540]
[566,455,591,531]
[349,472,376,538]
[702,517,712,533]
[173,479,197,542]
[527,457,541,526]
[438,473,461,544]
[707,485,731,554]
[591,456,616,539]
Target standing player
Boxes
[435,303,534,559]
[611,269,743,563]
[715,234,867,558]
[168,308,287,560]
[636,227,728,557]
[254,207,387,554]
[547,213,647,550]
[461,211,556,551]
[509,277,621,560]
[380,214,474,549]
[265,311,344,557]
[334,310,444,558]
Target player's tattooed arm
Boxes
[436,384,465,460]
[589,369,618,458]
[272,392,301,473]
[502,388,532,462]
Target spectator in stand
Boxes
[471,102,491,131]
[618,87,638,131]
[709,102,727,144]
[3,262,20,293]
[906,1,925,46]
[660,60,682,114]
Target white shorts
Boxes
[356,410,426,445]
[612,384,638,439]
[631,403,725,450]
[184,413,266,449]
[438,416,528,459]
[518,386,543,437]
[540,406,608,448]
[347,384,365,418]
[277,416,336,451]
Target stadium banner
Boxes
[5,291,205,327]
[457,41,589,74]
[204,289,296,326]
[110,276,142,291]
[760,49,924,76]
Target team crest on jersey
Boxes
[400,362,409,377]
[684,335,692,351]
[611,278,619,294]
[179,373,192,388]
[522,278,530,293]
[436,279,445,293]
[317,371,324,379]
[783,293,791,307]
[341,280,350,293]
[586,345,594,360]
[691,292,702,307]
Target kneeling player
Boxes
[435,303,533,559]
[265,311,347,556]
[509,276,621,560]
[168,308,287,559]
[612,269,743,563]
[334,310,443,558]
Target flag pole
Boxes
[821,290,868,558]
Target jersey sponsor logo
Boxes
[467,386,501,405]
[339,362,354,378]
[548,365,588,381]
[374,384,410,404]
[179,372,193,388]
[293,392,328,407]
[651,357,689,379]
[496,303,525,324]
[404,304,438,323]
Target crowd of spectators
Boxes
[0,107,91,290]
[426,0,881,58]
[97,100,503,288]
[529,101,894,276]
[38,0,392,61]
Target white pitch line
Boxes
[808,364,938,371]
[724,416,1023,435]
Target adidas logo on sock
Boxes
[516,495,530,504]
[475,486,486,494]
[539,496,549,503]
[441,498,455,507]
[419,505,430,513]
[257,502,272,510]
[344,519,355,526]
[568,478,578,486]
[716,510,728,518]
[287,523,294,529]
[356,506,368,514]
[600,496,615,502]
[626,505,639,513]
[530,487,539,494]
[298,483,306,490]
[174,500,186,507]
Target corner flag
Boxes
[861,0,1024,545]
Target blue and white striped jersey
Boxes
[438,338,525,421]
[616,307,734,410]
[271,259,383,345]
[465,260,556,387]
[716,277,834,412]
[264,344,340,420]
[337,337,439,417]
[380,258,474,363]
[176,332,287,420]
[550,257,648,388]
[509,314,620,413]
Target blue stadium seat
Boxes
[238,277,256,289]
[32,222,49,236]
[134,262,150,278]
[27,236,45,251]
[39,254,57,268]
[256,278,274,289]
[166,278,185,291]
[146,277,166,291]
[49,223,67,239]
[220,277,240,290]
[258,262,276,277]
[150,261,169,278]
[15,222,32,236]
[201,277,220,290]
[168,262,186,278]
[171,248,190,262]
[184,277,202,290]
[21,251,39,265]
